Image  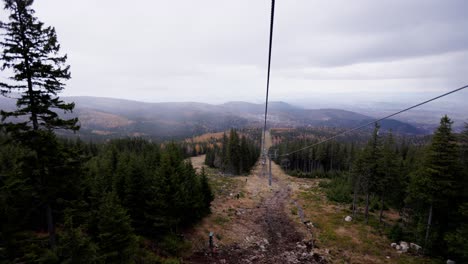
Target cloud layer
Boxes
[2,0,467,106]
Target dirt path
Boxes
[186,132,325,264]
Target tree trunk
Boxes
[47,203,56,248]
[423,203,433,254]
[379,194,384,224]
[365,192,370,225]
[352,179,359,217]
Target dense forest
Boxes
[205,129,261,175]
[0,136,214,262]
[273,119,468,262]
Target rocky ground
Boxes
[185,132,435,264]
[185,132,326,264]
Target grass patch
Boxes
[213,215,230,226]
[159,234,191,257]
[293,179,435,263]
[290,206,298,215]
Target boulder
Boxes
[391,242,397,248]
[446,260,456,264]
[344,215,352,222]
[395,245,401,250]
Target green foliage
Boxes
[159,234,191,257]
[96,192,137,263]
[387,224,404,242]
[0,0,78,134]
[205,129,260,174]
[0,0,79,251]
[321,175,352,203]
[58,217,98,264]
[274,117,467,261]
[406,116,462,255]
[444,203,468,261]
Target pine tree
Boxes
[407,116,461,252]
[0,0,78,134]
[96,192,137,263]
[58,216,98,264]
[361,123,383,224]
[227,129,241,174]
[0,0,78,248]
[378,131,399,223]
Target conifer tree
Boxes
[0,0,78,248]
[96,192,137,263]
[378,131,399,223]
[407,116,461,252]
[361,123,383,224]
[200,167,214,214]
[58,217,98,264]
[0,0,78,134]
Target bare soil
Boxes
[185,132,326,264]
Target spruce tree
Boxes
[199,167,214,214]
[378,131,399,223]
[0,0,78,248]
[407,116,461,252]
[361,123,383,224]
[58,217,98,264]
[96,192,137,263]
[0,0,78,134]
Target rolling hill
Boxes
[0,96,426,140]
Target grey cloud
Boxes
[0,0,466,105]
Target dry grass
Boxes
[79,109,135,128]
[186,132,225,143]
[292,178,438,264]
[186,131,437,263]
[189,155,206,172]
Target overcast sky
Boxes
[3,0,468,106]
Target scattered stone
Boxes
[410,243,422,252]
[296,243,307,250]
[447,260,456,264]
[344,215,352,222]
[395,245,401,250]
[391,242,397,248]
[219,259,226,264]
[386,256,390,259]
[304,220,314,228]
[400,241,409,252]
[249,255,259,262]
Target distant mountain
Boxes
[0,96,426,140]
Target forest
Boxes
[0,135,216,263]
[204,129,261,175]
[273,119,468,261]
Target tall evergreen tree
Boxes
[378,131,399,223]
[0,0,78,248]
[96,192,137,263]
[407,116,461,253]
[361,123,383,224]
[200,167,214,214]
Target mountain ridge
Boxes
[0,95,426,139]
